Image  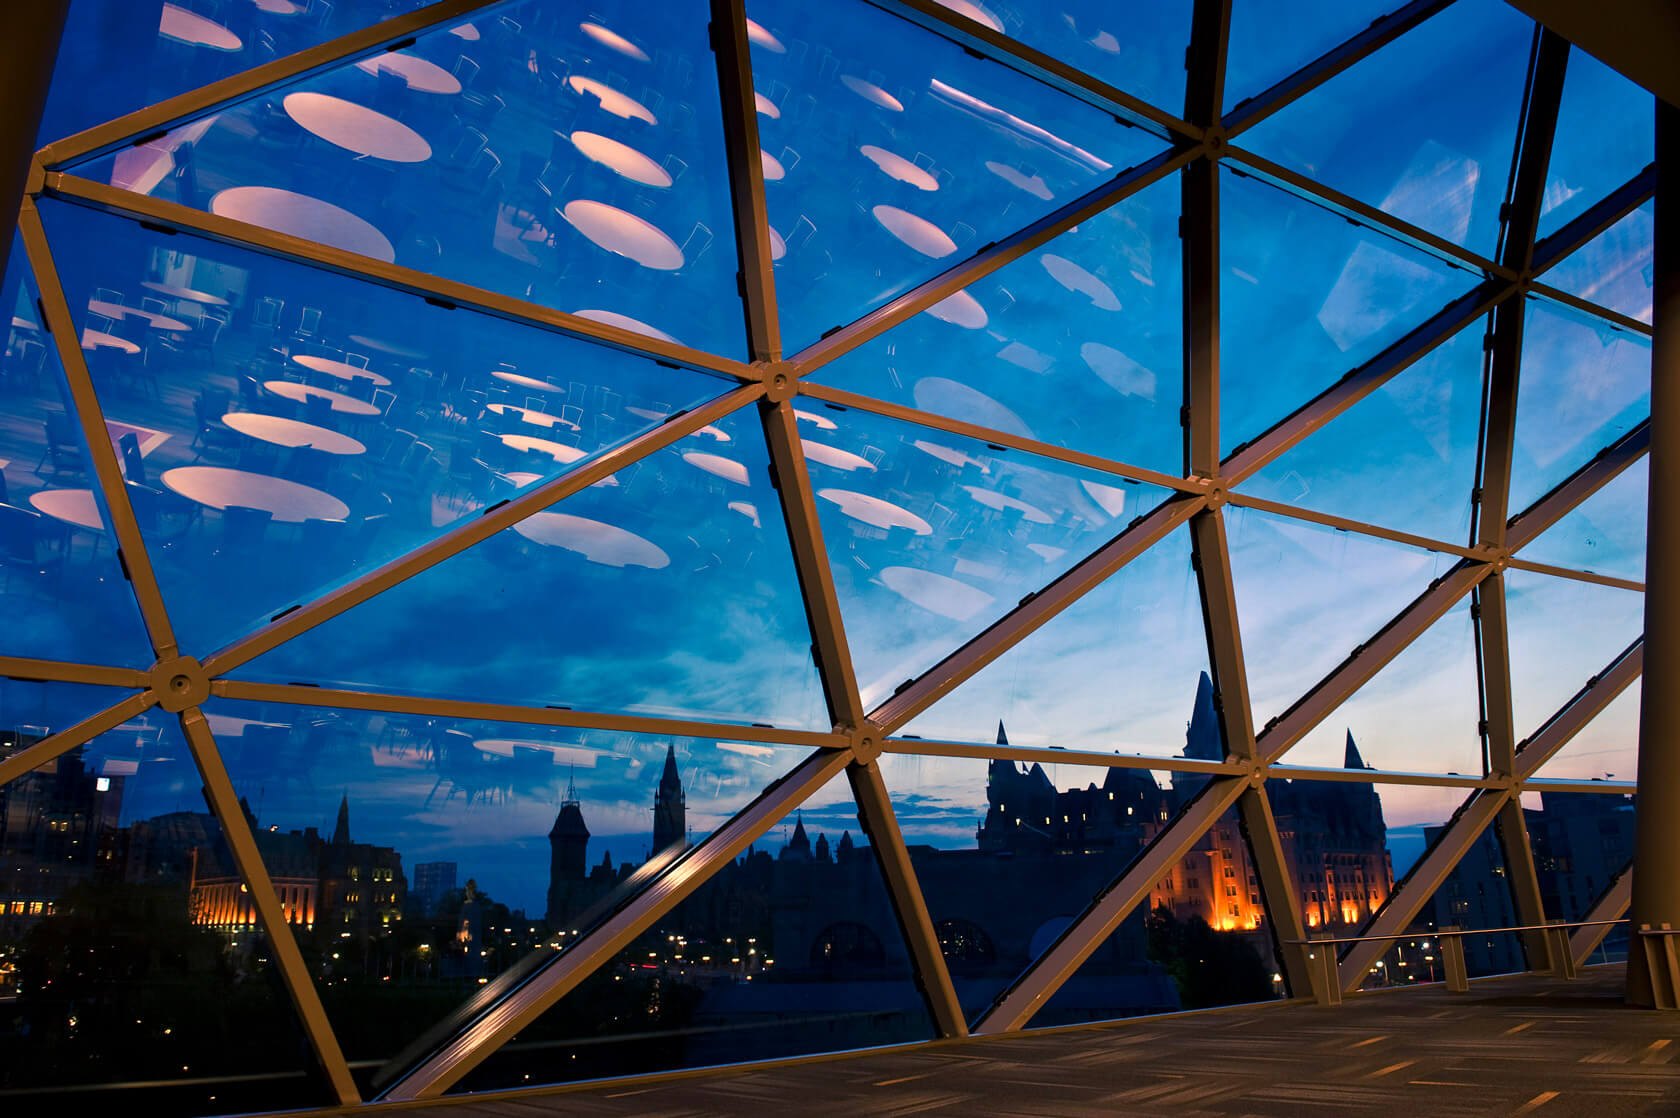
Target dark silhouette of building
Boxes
[653,745,686,857]
[412,860,458,917]
[0,743,125,937]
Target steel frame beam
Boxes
[0,689,156,789]
[0,656,149,688]
[1506,423,1650,550]
[1514,639,1643,778]
[1571,867,1633,966]
[710,0,781,364]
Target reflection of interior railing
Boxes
[1284,919,1628,1005]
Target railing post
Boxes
[1640,925,1680,1008]
[1310,933,1343,1006]
[1440,927,1469,993]
[1549,922,1578,980]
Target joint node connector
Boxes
[1202,126,1227,155]
[24,160,46,198]
[1245,760,1267,788]
[845,721,885,765]
[761,362,798,403]
[149,655,209,713]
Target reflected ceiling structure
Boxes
[0,0,1654,1110]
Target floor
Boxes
[384,966,1680,1117]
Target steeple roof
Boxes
[1344,729,1369,771]
[331,793,351,846]
[1184,671,1225,761]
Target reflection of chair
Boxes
[425,728,495,807]
[218,505,273,556]
[0,503,60,586]
[296,305,323,339]
[35,412,82,476]
[193,388,241,459]
[253,296,283,335]
[119,431,146,484]
[3,340,44,388]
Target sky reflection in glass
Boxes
[1538,48,1654,241]
[1222,0,1392,115]
[1543,202,1654,327]
[1531,681,1638,782]
[1518,458,1647,582]
[1504,569,1644,745]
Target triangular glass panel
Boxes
[898,526,1210,760]
[1509,296,1650,517]
[37,0,432,150]
[797,402,1176,712]
[36,198,729,658]
[1224,505,1459,731]
[205,695,814,1095]
[68,2,749,357]
[1222,0,1393,116]
[1236,315,1483,546]
[450,762,934,1091]
[1220,166,1472,457]
[1504,569,1644,745]
[1234,0,1533,256]
[1542,201,1654,327]
[1034,803,1290,1027]
[1517,457,1647,582]
[0,712,325,1114]
[744,0,1165,352]
[0,239,155,667]
[1268,599,1481,776]
[811,174,1183,475]
[1537,47,1655,241]
[1529,679,1639,783]
[1522,788,1635,923]
[232,404,827,729]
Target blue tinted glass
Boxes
[813,175,1182,474]
[1238,318,1483,546]
[1220,168,1470,457]
[1509,297,1650,516]
[205,696,812,1086]
[800,403,1175,711]
[1234,0,1532,256]
[452,763,934,1091]
[1505,569,1643,744]
[1521,789,1635,923]
[899,526,1210,759]
[233,405,827,729]
[1531,680,1638,783]
[1538,49,1655,240]
[1223,0,1392,115]
[0,244,155,667]
[0,680,139,753]
[38,0,431,148]
[0,710,322,1114]
[71,1,747,357]
[745,0,1164,351]
[1542,201,1653,327]
[37,198,729,656]
[1224,506,1458,730]
[1271,600,1481,776]
[1518,458,1646,582]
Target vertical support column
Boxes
[0,0,67,285]
[1629,98,1680,1008]
[1440,929,1469,993]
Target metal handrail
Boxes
[1283,918,1626,947]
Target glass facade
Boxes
[0,0,1651,1111]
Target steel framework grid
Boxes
[0,0,1653,1108]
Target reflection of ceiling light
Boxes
[929,80,1111,172]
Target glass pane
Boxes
[0,245,155,667]
[0,680,142,766]
[1236,316,1483,546]
[1517,458,1646,582]
[898,526,1211,760]
[1224,506,1457,730]
[1504,569,1644,745]
[1223,0,1393,115]
[205,695,812,1092]
[38,0,432,149]
[1220,167,1470,456]
[745,0,1164,351]
[70,1,749,357]
[0,712,322,1114]
[1538,48,1655,240]
[233,405,827,729]
[800,402,1175,711]
[1233,0,1532,256]
[1269,599,1481,776]
[37,198,729,656]
[1524,789,1635,923]
[1529,679,1638,783]
[812,174,1182,475]
[1542,202,1653,327]
[451,764,934,1091]
[1510,297,1650,517]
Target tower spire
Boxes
[1344,729,1369,771]
[996,720,1009,746]
[331,792,351,846]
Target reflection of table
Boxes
[224,412,366,455]
[10,316,37,331]
[802,440,875,471]
[487,403,577,430]
[29,489,105,530]
[860,145,938,190]
[88,300,189,331]
[697,425,731,443]
[880,565,993,621]
[562,200,683,270]
[913,439,987,470]
[570,132,671,187]
[579,21,648,61]
[926,290,987,329]
[872,204,956,258]
[347,333,425,359]
[246,0,305,13]
[163,466,347,522]
[160,3,242,50]
[141,281,228,306]
[512,511,667,568]
[291,353,392,387]
[498,435,618,487]
[265,380,382,416]
[794,409,837,430]
[962,484,1051,524]
[841,74,903,112]
[473,738,601,766]
[82,330,140,354]
[211,186,395,262]
[573,308,678,344]
[491,369,562,393]
[682,452,748,485]
[354,52,462,94]
[566,76,657,123]
[818,488,931,534]
[448,23,479,40]
[283,92,431,162]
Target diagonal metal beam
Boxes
[710,0,781,363]
[203,385,762,678]
[1529,281,1654,336]
[1237,783,1318,1000]
[207,679,844,749]
[1494,795,1555,969]
[1225,491,1483,561]
[0,689,156,789]
[18,198,180,658]
[1180,159,1221,474]
[972,775,1248,1033]
[177,709,359,1104]
[788,145,1201,376]
[0,656,149,688]
[869,494,1206,733]
[846,758,967,1037]
[1505,559,1644,593]
[1190,510,1256,756]
[380,746,854,1100]
[1507,423,1649,550]
[36,0,501,166]
[1571,866,1632,966]
[1515,639,1643,778]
